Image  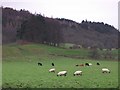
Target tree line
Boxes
[80,20,118,34]
[17,14,63,46]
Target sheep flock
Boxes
[38,62,111,76]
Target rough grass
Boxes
[2,44,118,88]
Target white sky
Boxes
[1,0,119,29]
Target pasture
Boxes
[2,44,118,88]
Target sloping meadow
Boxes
[2,44,118,88]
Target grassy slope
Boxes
[2,44,118,88]
[3,43,90,58]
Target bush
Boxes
[89,48,100,59]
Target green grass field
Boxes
[2,44,118,88]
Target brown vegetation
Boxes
[2,7,119,49]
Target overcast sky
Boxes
[1,0,119,29]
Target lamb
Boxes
[85,63,89,66]
[97,63,100,65]
[73,71,82,76]
[52,63,54,66]
[102,68,110,73]
[76,64,79,66]
[49,68,55,73]
[38,62,42,66]
[57,71,67,76]
[80,64,84,66]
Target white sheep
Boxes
[102,68,110,73]
[73,71,82,76]
[49,68,55,73]
[89,63,92,66]
[57,71,67,76]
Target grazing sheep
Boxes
[97,63,100,65]
[89,63,92,66]
[49,68,55,73]
[76,64,79,66]
[73,71,82,76]
[80,64,84,66]
[57,71,67,76]
[52,63,54,66]
[102,68,110,73]
[85,63,89,66]
[38,62,42,66]
[76,64,84,66]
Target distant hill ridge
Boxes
[2,7,119,49]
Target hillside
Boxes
[2,7,32,44]
[2,7,119,49]
[57,18,119,49]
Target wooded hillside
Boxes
[2,7,119,49]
